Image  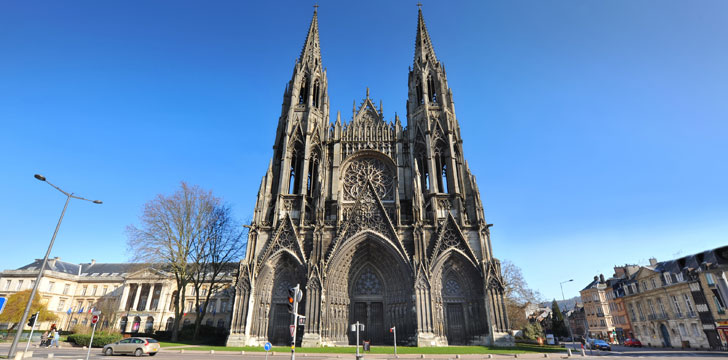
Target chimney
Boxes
[49,257,59,267]
[90,259,96,265]
[649,258,658,266]
[599,274,605,283]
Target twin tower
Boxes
[226,8,513,347]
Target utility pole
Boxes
[7,174,102,359]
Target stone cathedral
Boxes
[227,8,512,347]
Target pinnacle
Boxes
[299,9,322,67]
[414,7,438,66]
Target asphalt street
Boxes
[0,344,725,360]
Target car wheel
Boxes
[104,348,114,356]
[134,348,143,357]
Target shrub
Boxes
[67,332,123,347]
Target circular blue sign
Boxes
[264,342,272,351]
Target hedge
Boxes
[67,333,123,347]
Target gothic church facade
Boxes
[227,8,512,347]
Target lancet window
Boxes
[313,80,321,108]
[289,140,304,194]
[299,76,309,105]
[427,75,437,103]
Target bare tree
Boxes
[501,259,543,330]
[189,204,246,340]
[126,182,219,341]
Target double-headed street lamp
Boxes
[560,279,575,346]
[7,175,102,358]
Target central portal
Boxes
[325,235,415,346]
[349,267,386,345]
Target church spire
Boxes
[299,7,322,68]
[414,6,438,66]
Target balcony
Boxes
[686,311,697,318]
[596,313,605,317]
[674,312,683,318]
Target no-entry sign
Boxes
[91,315,99,324]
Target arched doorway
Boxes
[132,316,141,333]
[326,233,415,346]
[119,316,128,332]
[660,324,671,347]
[434,253,487,345]
[145,316,154,333]
[165,317,174,331]
[253,252,307,345]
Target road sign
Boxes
[298,316,305,326]
[91,315,99,324]
[0,297,6,315]
[264,342,272,351]
[290,325,295,337]
[92,310,101,316]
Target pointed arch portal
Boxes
[325,232,415,345]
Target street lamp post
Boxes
[560,279,574,348]
[7,175,102,358]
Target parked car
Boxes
[624,338,642,347]
[592,339,611,351]
[103,337,159,356]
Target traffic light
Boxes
[28,313,37,327]
[288,287,296,314]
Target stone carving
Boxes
[353,268,382,295]
[343,157,394,201]
[444,278,462,297]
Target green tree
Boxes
[0,290,58,330]
[522,322,544,340]
[551,299,569,338]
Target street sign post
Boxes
[264,341,272,360]
[390,326,397,357]
[351,321,365,360]
[86,312,100,360]
[23,312,39,354]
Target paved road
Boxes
[0,344,725,360]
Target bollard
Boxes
[567,348,572,357]
[580,348,585,357]
[488,355,493,359]
[514,354,518,358]
[47,353,54,358]
[83,346,87,350]
[421,355,425,359]
[180,349,185,354]
[14,351,23,360]
[543,354,548,358]
[456,355,461,359]
[210,350,215,354]
[23,351,34,358]
[241,351,245,355]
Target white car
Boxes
[103,337,160,356]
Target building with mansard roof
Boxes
[227,8,511,347]
[0,258,235,334]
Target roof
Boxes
[15,259,138,277]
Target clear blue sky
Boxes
[1,1,726,302]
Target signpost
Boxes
[23,312,39,354]
[264,341,272,360]
[85,312,100,360]
[390,326,397,357]
[350,321,365,360]
[288,284,303,360]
